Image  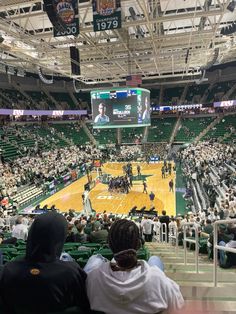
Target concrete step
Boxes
[156,256,211,264]
[166,271,236,283]
[179,281,236,288]
[181,285,236,299]
[184,300,236,312]
[164,263,215,270]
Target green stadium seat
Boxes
[148,117,177,142]
[68,250,90,259]
[63,243,81,250]
[97,248,113,260]
[137,247,150,261]
[203,114,236,142]
[175,117,214,143]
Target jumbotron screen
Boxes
[91,88,151,129]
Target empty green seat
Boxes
[137,247,150,261]
[97,248,113,260]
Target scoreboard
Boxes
[91,88,151,129]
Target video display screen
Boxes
[91,88,151,129]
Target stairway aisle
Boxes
[146,242,236,314]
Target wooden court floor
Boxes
[40,162,176,216]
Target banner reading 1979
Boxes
[92,0,122,32]
[53,0,79,37]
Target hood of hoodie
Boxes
[96,260,150,304]
[26,212,68,263]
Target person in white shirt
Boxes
[12,216,28,241]
[0,214,5,228]
[141,216,154,242]
[153,217,162,241]
[86,219,184,314]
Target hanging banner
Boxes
[52,0,79,37]
[92,0,122,32]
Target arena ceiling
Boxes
[0,0,236,85]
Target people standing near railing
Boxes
[160,210,170,242]
[208,224,234,263]
[141,216,154,242]
[153,217,162,242]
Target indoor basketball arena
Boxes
[0,0,236,313]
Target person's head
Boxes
[77,223,85,233]
[15,216,23,225]
[162,210,166,216]
[108,219,141,269]
[26,212,68,263]
[98,103,106,116]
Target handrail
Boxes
[169,225,178,250]
[153,223,167,243]
[213,218,236,287]
[161,223,167,243]
[183,222,199,273]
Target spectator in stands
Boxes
[11,216,28,241]
[86,219,184,314]
[89,224,108,243]
[141,216,154,242]
[0,214,4,229]
[208,224,234,263]
[153,217,161,240]
[76,223,88,243]
[201,219,213,238]
[0,212,90,313]
[160,210,170,242]
[0,233,17,245]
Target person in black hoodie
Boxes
[0,212,91,314]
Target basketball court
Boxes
[40,162,176,216]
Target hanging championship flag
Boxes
[51,0,79,37]
[92,0,122,32]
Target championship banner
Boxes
[92,0,122,32]
[52,0,79,37]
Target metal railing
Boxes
[161,223,167,243]
[153,223,167,243]
[213,218,236,287]
[183,222,199,273]
[169,225,178,250]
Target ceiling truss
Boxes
[0,0,235,84]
